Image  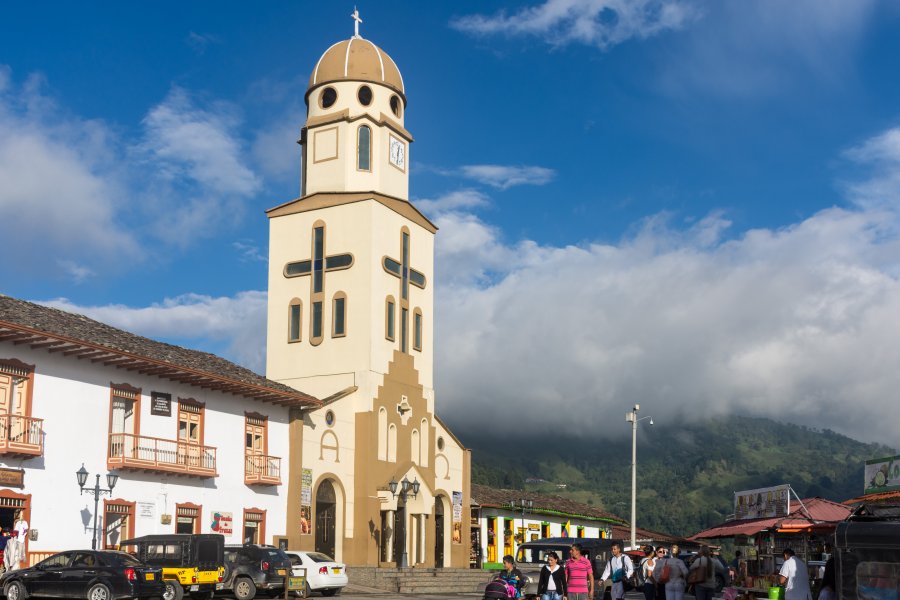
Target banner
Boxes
[301,469,313,534]
[864,455,900,494]
[210,511,233,535]
[734,484,790,520]
[452,491,463,544]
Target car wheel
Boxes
[5,581,27,600]
[321,590,338,597]
[234,578,257,600]
[163,581,185,600]
[87,583,111,600]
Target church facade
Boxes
[265,30,472,567]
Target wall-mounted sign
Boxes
[452,491,463,544]
[150,392,172,416]
[300,468,312,535]
[0,468,24,488]
[864,455,900,494]
[734,484,790,520]
[210,511,233,535]
[137,502,155,519]
[528,523,540,531]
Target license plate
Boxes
[189,585,199,591]
[277,569,287,576]
[216,584,225,590]
[145,574,155,581]
[332,568,341,574]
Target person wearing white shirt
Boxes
[778,549,812,600]
[599,543,635,600]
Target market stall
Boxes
[690,486,851,598]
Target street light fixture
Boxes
[76,464,118,550]
[509,498,533,545]
[388,475,420,568]
[625,404,653,549]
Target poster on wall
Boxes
[864,455,900,494]
[734,484,790,520]
[210,511,233,535]
[452,491,463,544]
[301,469,313,534]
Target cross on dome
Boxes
[351,7,363,39]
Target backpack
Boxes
[484,580,514,600]
[637,557,653,586]
[658,559,671,584]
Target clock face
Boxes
[389,136,406,170]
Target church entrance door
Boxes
[434,498,444,568]
[315,480,336,558]
[393,501,406,566]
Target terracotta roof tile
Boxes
[471,483,626,524]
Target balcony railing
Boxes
[0,414,44,457]
[244,453,281,485]
[108,433,217,477]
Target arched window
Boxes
[387,424,397,462]
[357,125,371,171]
[332,292,347,337]
[411,429,420,465]
[288,298,302,342]
[419,418,429,468]
[377,408,387,461]
[413,308,423,352]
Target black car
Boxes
[0,550,164,600]
[220,545,292,600]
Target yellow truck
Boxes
[122,534,226,600]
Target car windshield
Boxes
[305,553,334,563]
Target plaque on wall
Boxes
[151,392,172,416]
[0,468,24,488]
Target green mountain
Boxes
[462,415,895,537]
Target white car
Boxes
[283,551,347,597]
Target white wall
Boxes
[0,344,291,553]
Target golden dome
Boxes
[307,38,405,100]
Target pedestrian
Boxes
[639,545,657,600]
[730,550,742,582]
[499,554,524,599]
[654,547,668,600]
[565,543,595,600]
[599,542,634,600]
[537,551,567,600]
[817,553,835,600]
[689,545,725,600]
[778,549,812,600]
[653,545,688,600]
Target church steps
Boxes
[349,567,492,593]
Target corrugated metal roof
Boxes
[690,497,852,540]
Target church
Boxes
[267,18,472,567]
[0,16,471,570]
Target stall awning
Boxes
[690,497,852,540]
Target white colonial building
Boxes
[0,295,320,564]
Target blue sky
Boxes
[3,1,900,448]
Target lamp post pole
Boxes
[76,465,118,550]
[625,405,653,549]
[389,476,420,568]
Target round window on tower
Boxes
[320,87,338,109]
[437,437,445,451]
[357,85,373,106]
[390,94,402,118]
[325,410,335,427]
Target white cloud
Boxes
[451,0,697,49]
[186,32,220,55]
[459,164,556,189]
[43,292,269,374]
[415,189,491,217]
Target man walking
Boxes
[778,549,812,600]
[566,543,595,600]
[600,543,634,600]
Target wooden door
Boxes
[245,421,265,475]
[178,407,202,468]
[0,373,27,443]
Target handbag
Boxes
[688,558,708,584]
[658,559,671,584]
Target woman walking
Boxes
[689,546,725,600]
[537,552,567,600]
[639,546,657,600]
[653,545,688,600]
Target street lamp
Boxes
[625,404,653,549]
[76,464,118,550]
[509,498,533,546]
[388,476,419,568]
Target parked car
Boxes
[0,550,165,600]
[122,534,225,600]
[282,551,347,597]
[510,537,621,600]
[220,545,293,600]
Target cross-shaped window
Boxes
[283,222,354,345]
[382,228,426,353]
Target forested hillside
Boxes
[463,416,895,536]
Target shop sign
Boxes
[150,392,172,416]
[864,455,900,493]
[0,468,24,488]
[528,523,540,531]
[734,484,790,520]
[210,511,233,535]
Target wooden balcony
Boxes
[0,414,44,457]
[244,453,281,486]
[108,433,217,477]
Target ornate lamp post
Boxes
[388,476,420,568]
[509,498,533,546]
[76,464,118,550]
[625,405,653,549]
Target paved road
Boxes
[328,590,698,600]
